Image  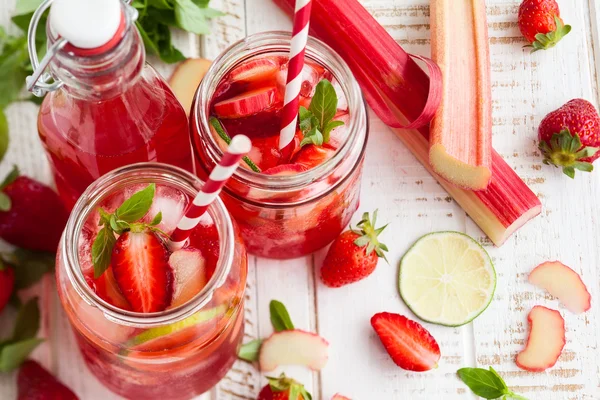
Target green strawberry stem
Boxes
[527,16,571,53]
[266,373,312,400]
[209,117,260,173]
[351,210,389,262]
[539,129,599,179]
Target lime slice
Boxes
[399,232,496,327]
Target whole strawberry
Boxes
[321,210,388,288]
[0,167,69,252]
[0,262,15,312]
[538,99,600,178]
[18,360,78,400]
[518,0,571,52]
[257,374,311,400]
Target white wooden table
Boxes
[1,0,600,399]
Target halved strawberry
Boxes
[214,87,277,119]
[229,58,280,83]
[370,312,441,372]
[111,232,173,313]
[292,145,337,170]
[169,249,208,308]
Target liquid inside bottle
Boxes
[36,1,193,208]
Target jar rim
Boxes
[193,31,367,194]
[60,162,236,327]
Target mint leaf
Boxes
[238,339,262,362]
[457,367,528,400]
[0,338,44,372]
[9,249,55,290]
[174,0,212,35]
[150,212,163,226]
[92,227,116,278]
[323,120,344,143]
[116,184,155,222]
[0,108,9,163]
[109,215,130,234]
[299,106,314,131]
[300,127,323,147]
[309,79,338,132]
[269,300,294,332]
[12,297,40,340]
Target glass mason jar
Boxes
[190,32,368,259]
[56,163,247,399]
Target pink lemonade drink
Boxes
[56,164,247,399]
[191,32,368,259]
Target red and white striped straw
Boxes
[278,0,313,154]
[168,135,251,251]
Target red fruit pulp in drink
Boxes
[38,77,194,209]
[207,54,349,171]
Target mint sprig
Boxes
[457,367,529,400]
[298,79,345,147]
[0,297,44,372]
[91,184,162,278]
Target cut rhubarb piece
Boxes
[259,329,329,372]
[332,395,351,400]
[168,58,212,116]
[274,0,542,246]
[214,87,277,119]
[169,249,208,308]
[429,0,492,190]
[516,306,565,372]
[229,57,280,83]
[529,261,591,314]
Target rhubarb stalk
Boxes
[429,0,492,190]
[273,0,541,246]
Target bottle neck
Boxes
[48,23,145,100]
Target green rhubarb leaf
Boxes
[269,300,294,332]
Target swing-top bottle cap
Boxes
[50,0,122,50]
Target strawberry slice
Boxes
[370,312,440,371]
[229,58,280,83]
[214,86,277,119]
[111,232,173,313]
[291,145,337,170]
[95,266,132,311]
[263,163,308,175]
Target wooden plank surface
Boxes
[0,0,599,399]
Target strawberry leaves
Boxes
[0,165,19,212]
[458,367,529,400]
[92,184,162,278]
[299,79,345,147]
[538,129,599,179]
[528,16,571,53]
[352,210,389,261]
[266,373,312,400]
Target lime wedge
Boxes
[399,232,496,327]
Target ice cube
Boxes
[144,185,188,233]
[331,78,348,112]
[168,249,208,309]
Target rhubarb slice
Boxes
[516,306,565,372]
[258,329,329,372]
[229,57,280,83]
[274,0,542,247]
[429,0,492,190]
[168,58,212,116]
[214,87,277,119]
[529,261,591,314]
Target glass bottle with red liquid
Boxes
[29,0,193,208]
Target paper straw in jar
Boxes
[168,135,251,251]
[278,0,313,154]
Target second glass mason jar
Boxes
[56,163,247,399]
[191,32,368,259]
